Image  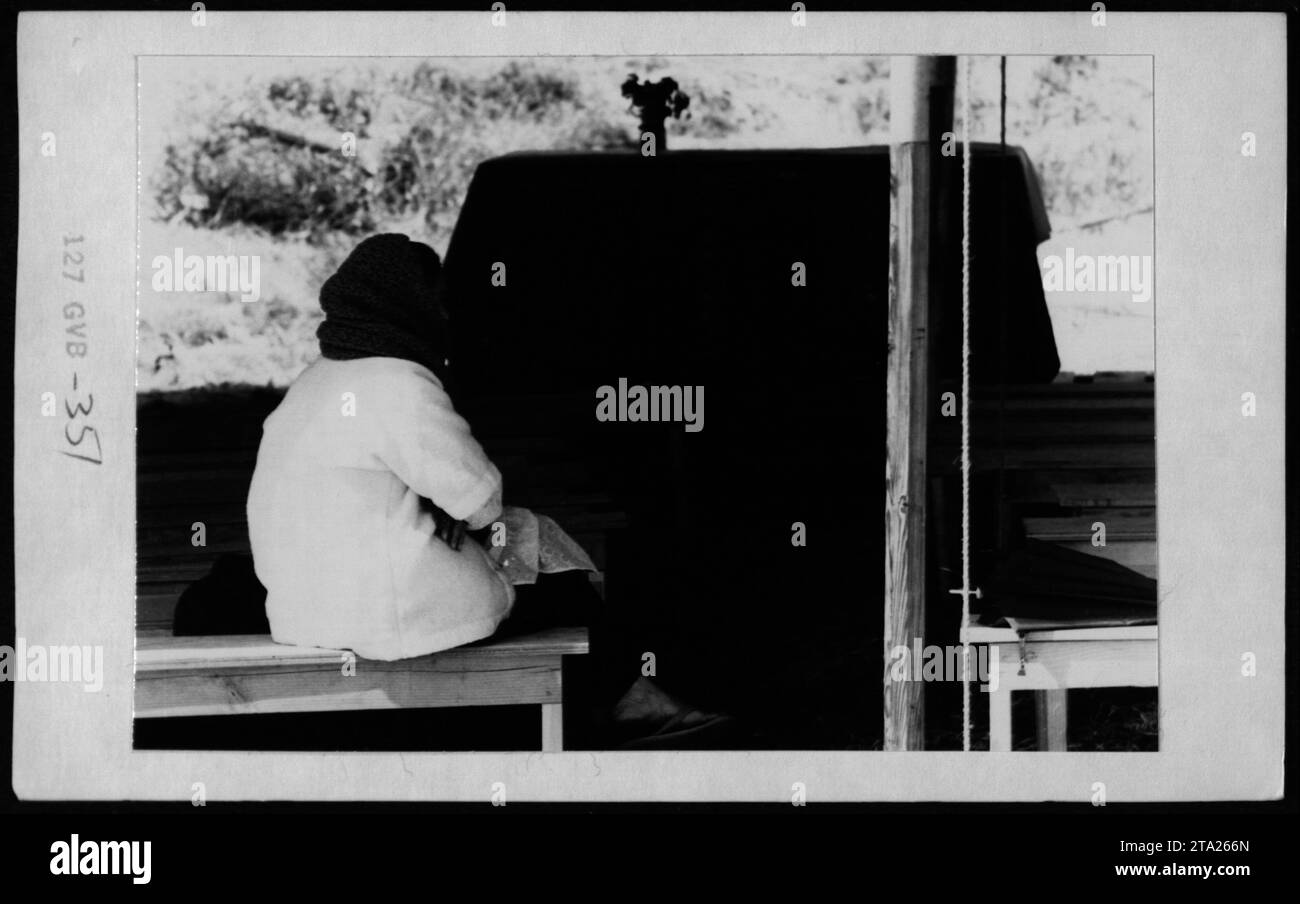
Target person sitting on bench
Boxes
[241,233,730,746]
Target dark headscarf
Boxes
[316,234,449,381]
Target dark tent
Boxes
[441,144,1057,395]
[436,145,1059,745]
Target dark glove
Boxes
[421,497,469,551]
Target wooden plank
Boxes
[988,638,1158,691]
[139,544,252,569]
[137,449,257,472]
[963,624,1158,644]
[138,520,250,547]
[989,687,1012,752]
[884,137,934,752]
[883,55,955,751]
[135,627,590,672]
[138,484,253,508]
[138,506,249,526]
[137,564,231,585]
[1052,481,1156,509]
[134,662,563,718]
[958,443,1155,470]
[1002,470,1155,506]
[540,703,563,752]
[1023,512,1155,540]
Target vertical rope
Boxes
[999,56,1007,146]
[959,55,974,753]
[997,57,1009,551]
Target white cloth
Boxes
[246,356,514,661]
[485,506,599,586]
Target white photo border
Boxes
[13,9,1286,801]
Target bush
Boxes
[153,71,386,242]
[152,62,636,248]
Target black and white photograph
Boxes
[8,8,1287,819]
[128,51,1157,754]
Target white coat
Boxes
[246,356,513,660]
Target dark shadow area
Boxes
[137,145,1065,751]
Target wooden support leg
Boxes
[989,687,1012,752]
[1034,689,1069,751]
[540,703,563,752]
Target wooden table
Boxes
[960,623,1158,751]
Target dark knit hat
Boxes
[316,234,449,379]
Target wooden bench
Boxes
[136,388,621,751]
[135,626,589,751]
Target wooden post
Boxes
[1035,689,1069,751]
[884,56,955,750]
[541,703,564,752]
